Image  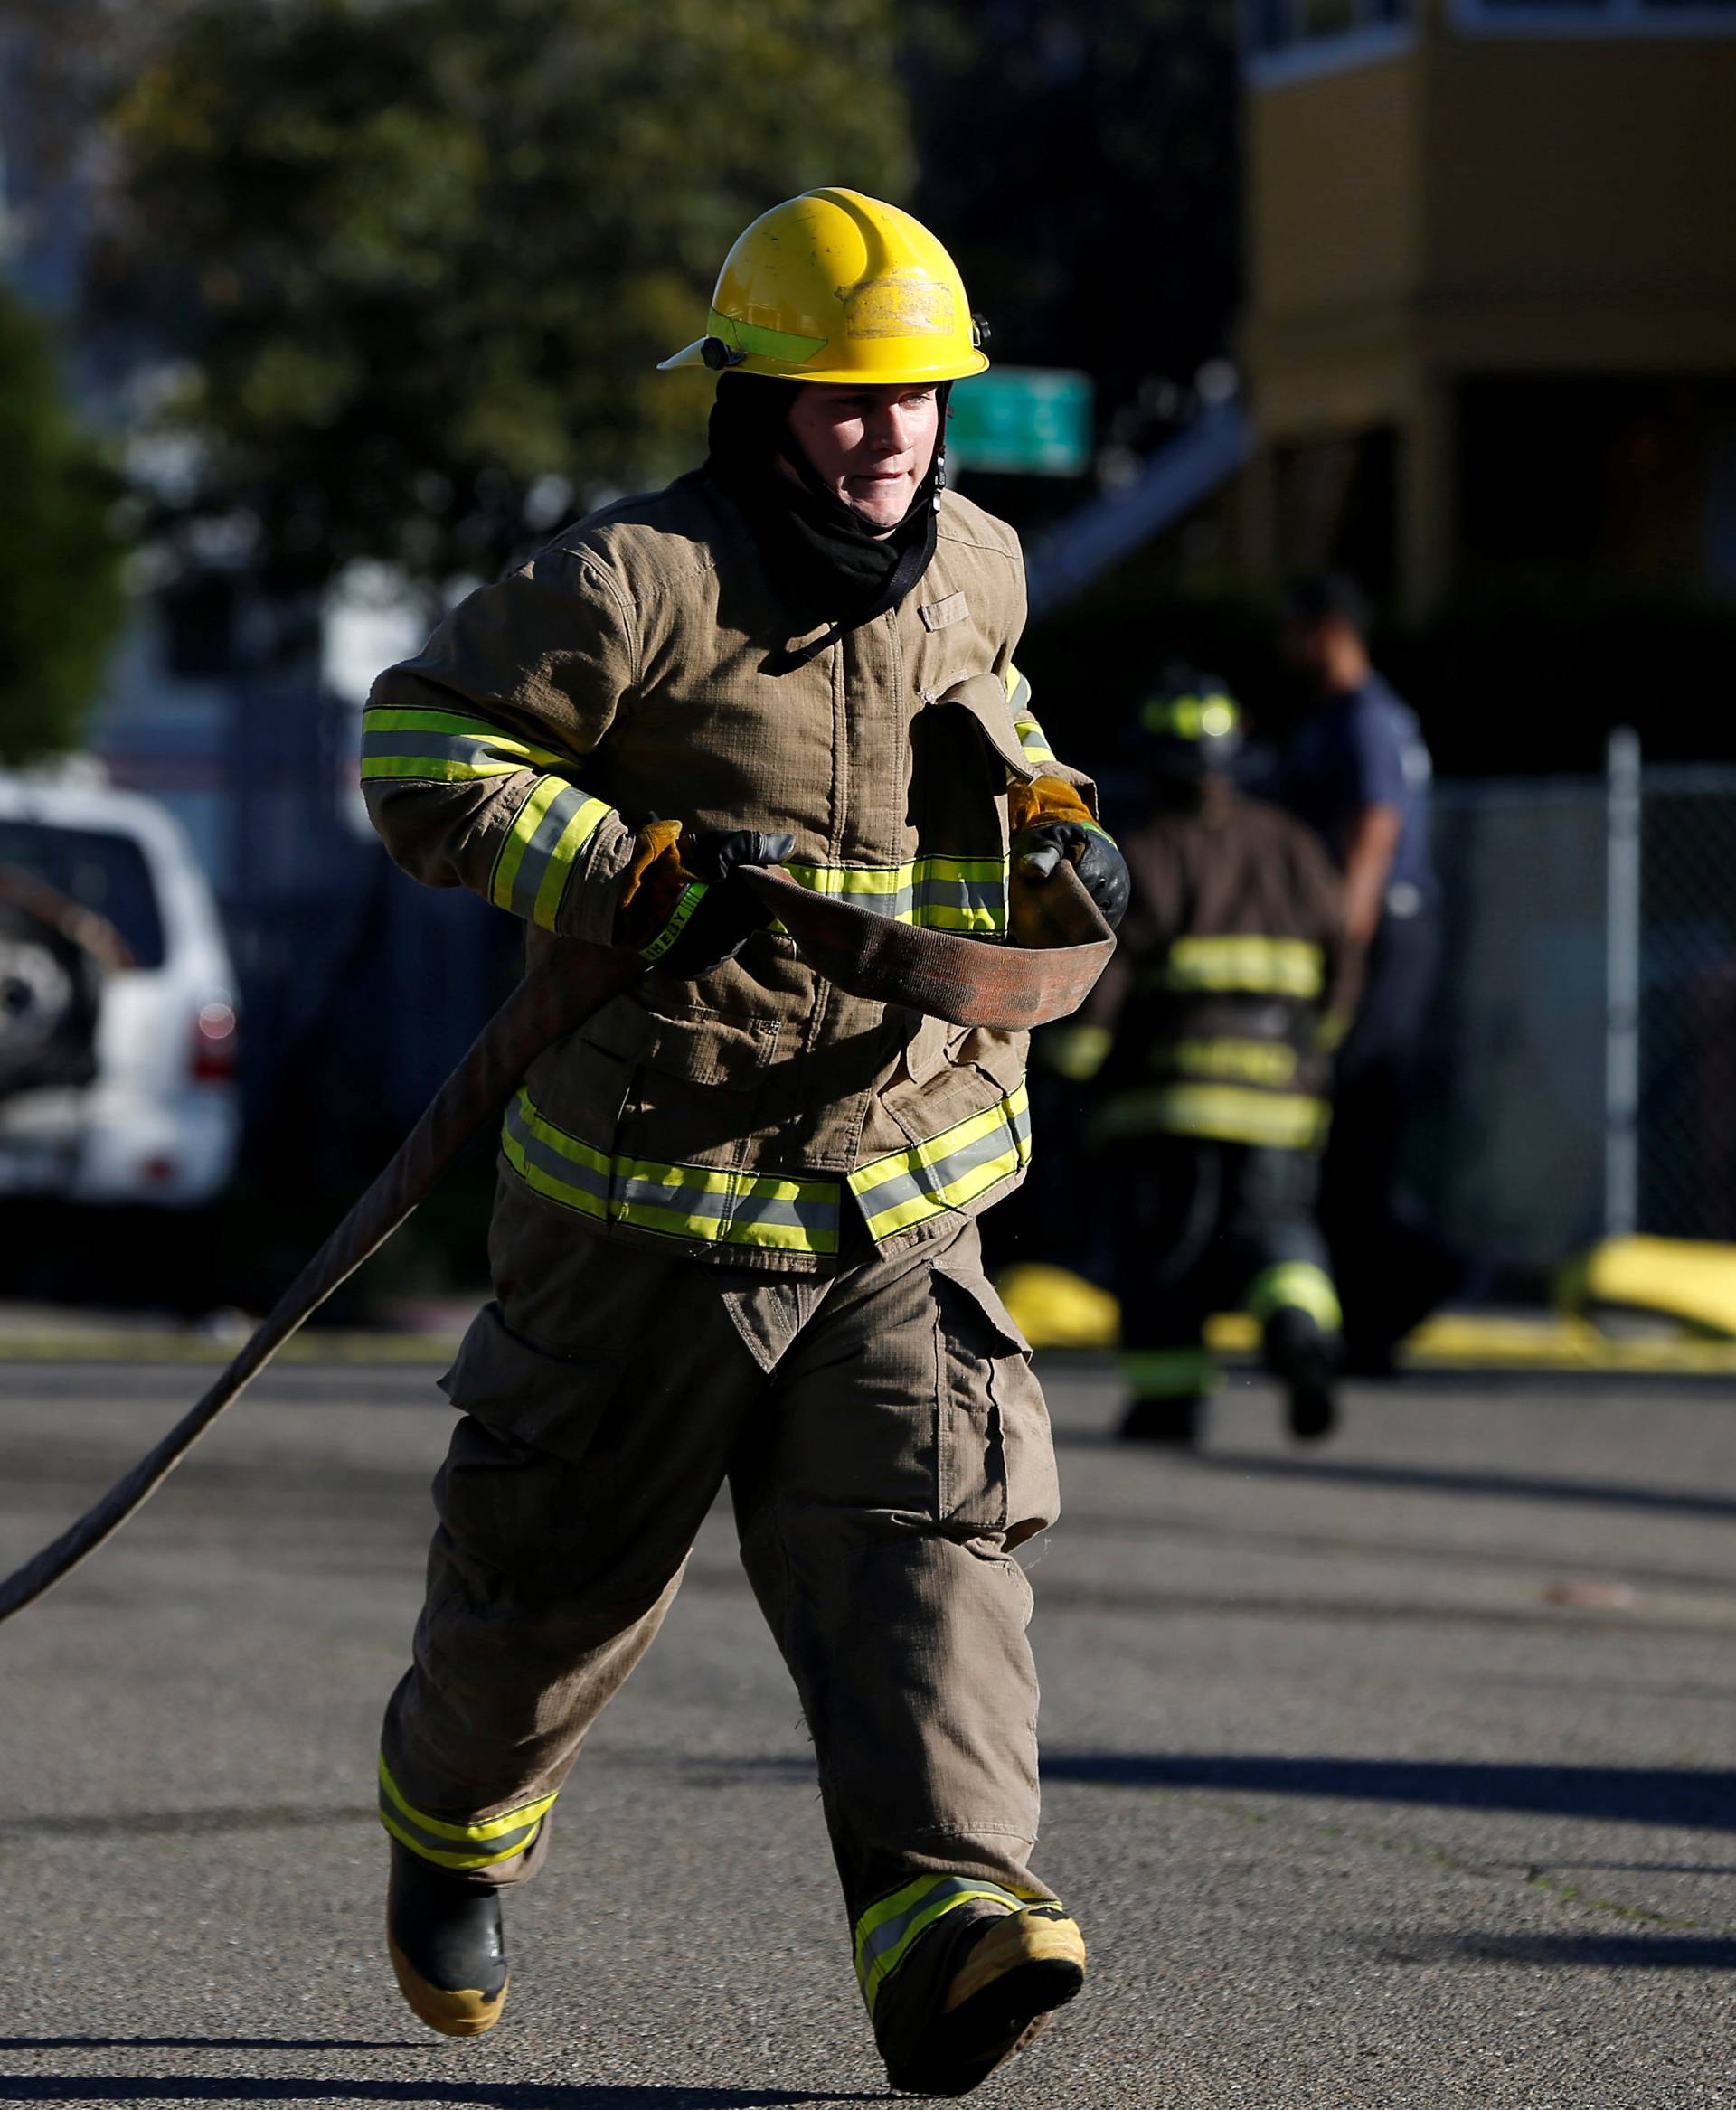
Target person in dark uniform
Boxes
[1280,574,1456,1372]
[1043,671,1357,1446]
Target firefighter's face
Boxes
[786,383,939,529]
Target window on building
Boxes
[1248,0,1412,77]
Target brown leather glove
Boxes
[618,824,795,977]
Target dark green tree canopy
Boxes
[101,0,914,592]
[0,290,127,764]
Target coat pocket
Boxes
[932,1259,1058,1549]
[580,992,779,1091]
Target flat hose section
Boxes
[0,863,1113,1622]
[741,860,1115,1032]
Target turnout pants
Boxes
[1112,1133,1340,1404]
[380,1184,1061,2003]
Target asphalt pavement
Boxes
[2,1352,1734,2108]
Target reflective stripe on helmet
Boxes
[658,188,989,385]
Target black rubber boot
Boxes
[386,1840,509,2038]
[875,1902,1087,2097]
[1118,1393,1205,1446]
[1264,1306,1338,1442]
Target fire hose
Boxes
[0,862,1113,1625]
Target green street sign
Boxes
[947,368,1093,476]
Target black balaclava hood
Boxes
[704,371,949,664]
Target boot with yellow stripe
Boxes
[861,1877,1087,2096]
[385,1841,509,2039]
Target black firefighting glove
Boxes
[1010,818,1130,930]
[637,827,796,977]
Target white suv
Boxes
[0,771,241,1206]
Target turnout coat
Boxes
[1080,780,1356,1154]
[363,470,1092,1273]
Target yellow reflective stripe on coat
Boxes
[360,704,569,783]
[378,1754,557,1873]
[854,1874,1040,2015]
[1156,936,1324,998]
[1004,662,1055,767]
[488,777,613,930]
[1152,1036,1299,1088]
[1246,1260,1342,1333]
[1094,1082,1331,1151]
[503,1089,841,1255]
[849,1083,1033,1241]
[1121,1346,1222,1399]
[779,853,1008,934]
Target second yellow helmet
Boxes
[658,188,989,387]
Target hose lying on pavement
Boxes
[0,863,1113,1624]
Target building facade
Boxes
[1239,0,1736,614]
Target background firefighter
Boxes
[358,189,1127,2096]
[1044,672,1355,1448]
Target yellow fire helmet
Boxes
[658,187,989,387]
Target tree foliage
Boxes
[100,0,914,591]
[0,290,127,764]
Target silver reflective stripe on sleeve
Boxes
[488,778,614,930]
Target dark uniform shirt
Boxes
[1285,674,1436,909]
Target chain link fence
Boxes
[1417,745,1736,1275]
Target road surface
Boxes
[2,1353,1733,2107]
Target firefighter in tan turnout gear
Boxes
[361,190,1126,2096]
[1048,672,1355,1448]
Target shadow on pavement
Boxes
[1179,1453,1736,1522]
[0,2039,417,2053]
[1383,1934,1736,1968]
[698,1750,1736,1831]
[0,2083,875,2106]
[0,1806,377,1842]
[1042,1754,1736,1828]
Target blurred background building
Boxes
[1240,0,1736,617]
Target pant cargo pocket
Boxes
[932,1260,1058,1548]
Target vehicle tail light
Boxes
[191,999,239,1082]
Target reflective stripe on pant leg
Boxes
[854,1874,1041,2016]
[377,1753,558,1873]
[1245,1260,1342,1333]
[1120,1346,1221,1399]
